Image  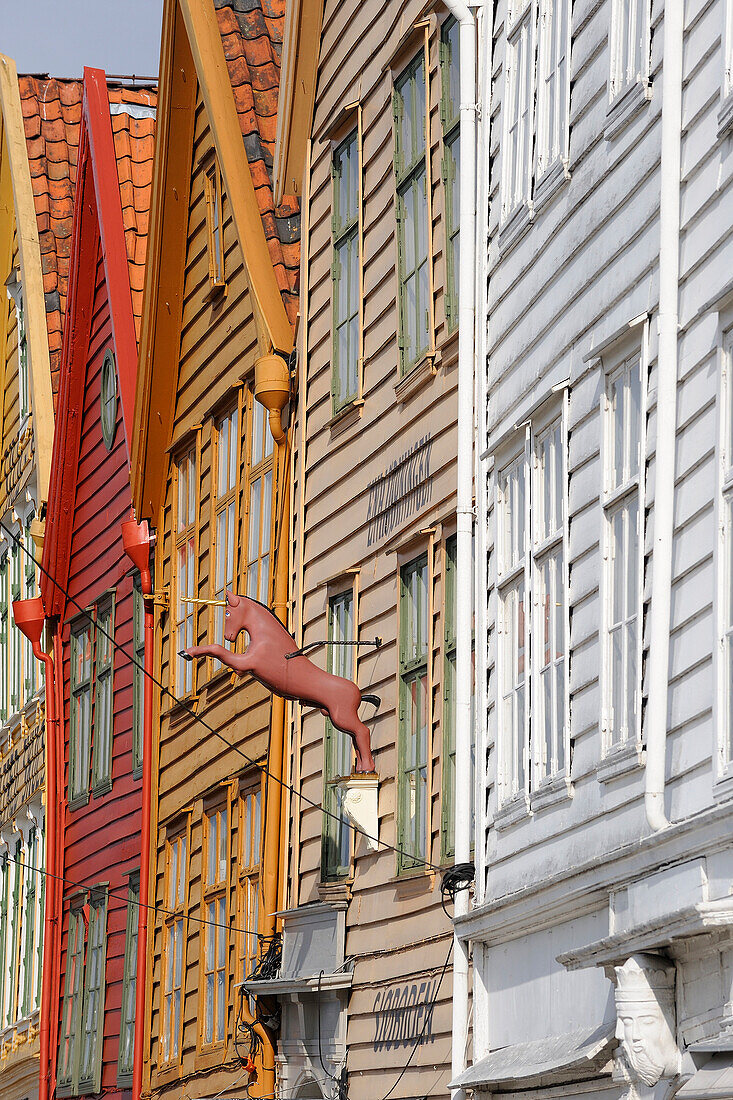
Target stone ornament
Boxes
[613,953,680,1096]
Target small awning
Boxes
[450,1022,616,1090]
[676,1055,733,1099]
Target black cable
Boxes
[440,861,475,919]
[378,938,454,1100]
[1,519,443,874]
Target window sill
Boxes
[597,739,645,783]
[328,398,364,438]
[132,763,143,782]
[533,157,571,216]
[498,200,534,255]
[530,771,573,812]
[318,879,353,903]
[604,79,652,141]
[391,866,436,894]
[713,762,733,802]
[718,92,733,140]
[493,790,531,831]
[195,1044,228,1071]
[164,692,201,721]
[394,351,437,403]
[117,1070,133,1090]
[92,777,113,799]
[67,791,90,812]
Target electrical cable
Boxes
[0,518,443,873]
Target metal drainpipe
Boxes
[645,0,684,833]
[441,0,478,1094]
[12,598,57,1100]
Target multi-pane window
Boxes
[91,598,114,795]
[237,783,261,980]
[213,406,239,666]
[398,556,429,871]
[175,448,197,695]
[201,802,228,1049]
[322,590,354,879]
[502,2,534,219]
[536,0,571,178]
[0,556,7,722]
[23,520,36,700]
[441,17,460,331]
[132,579,145,777]
[161,832,187,1066]
[69,618,93,805]
[603,355,642,750]
[722,332,733,766]
[246,399,274,604]
[609,0,650,100]
[205,158,225,289]
[0,856,7,1025]
[9,539,21,714]
[332,130,360,410]
[57,904,85,1093]
[497,410,568,804]
[8,838,23,1023]
[118,874,139,1085]
[100,350,118,452]
[21,826,38,1016]
[394,55,430,374]
[78,890,108,1094]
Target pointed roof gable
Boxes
[41,70,156,617]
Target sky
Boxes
[0,0,164,80]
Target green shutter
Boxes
[78,889,108,1094]
[22,827,36,1015]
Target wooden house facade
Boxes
[0,64,79,1100]
[39,69,155,1100]
[261,1,470,1097]
[130,1,298,1098]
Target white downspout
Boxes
[645,1,684,832]
[444,0,477,1094]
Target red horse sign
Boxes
[182,592,378,773]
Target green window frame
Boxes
[321,589,354,880]
[0,555,8,723]
[24,519,37,701]
[78,888,108,1094]
[397,555,430,873]
[118,873,140,1086]
[69,616,93,808]
[10,539,21,714]
[91,596,115,796]
[394,55,430,375]
[0,855,8,1027]
[132,579,145,779]
[9,837,23,1022]
[440,17,460,332]
[331,130,360,411]
[57,904,85,1094]
[21,826,37,1016]
[18,291,29,422]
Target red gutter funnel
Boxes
[12,596,57,1100]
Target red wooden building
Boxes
[38,69,156,1099]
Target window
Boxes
[161,831,187,1066]
[603,354,642,751]
[8,837,23,1023]
[332,130,360,410]
[100,350,117,451]
[69,617,93,806]
[132,578,145,778]
[441,534,476,858]
[237,783,261,981]
[23,519,36,701]
[201,800,229,1049]
[175,448,197,695]
[78,889,107,1094]
[205,159,225,290]
[536,0,571,178]
[57,904,85,1093]
[212,406,240,667]
[245,399,274,604]
[394,55,430,374]
[496,407,569,805]
[0,556,7,722]
[441,17,460,332]
[118,873,139,1085]
[502,2,535,220]
[9,537,21,714]
[398,555,430,872]
[21,826,39,1017]
[609,0,650,101]
[0,855,7,1026]
[322,589,354,879]
[91,597,114,795]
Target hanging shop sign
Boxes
[372,976,440,1052]
[365,433,433,546]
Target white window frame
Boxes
[535,0,571,185]
[501,0,537,224]
[608,0,650,103]
[716,327,733,789]
[600,344,645,767]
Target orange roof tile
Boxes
[18,75,82,403]
[214,0,300,326]
[107,86,157,347]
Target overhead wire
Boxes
[0,518,444,873]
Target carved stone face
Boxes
[616,1004,674,1086]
